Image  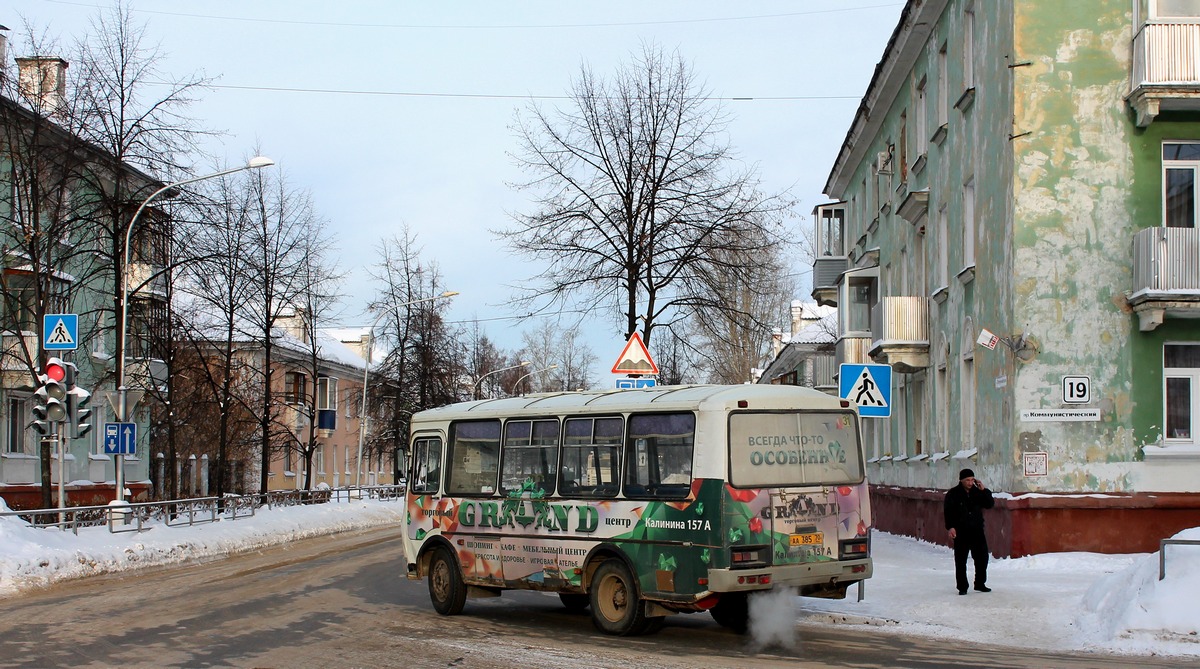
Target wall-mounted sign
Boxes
[1023,451,1048,477]
[1019,409,1101,422]
[1062,375,1090,404]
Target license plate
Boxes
[789,532,823,546]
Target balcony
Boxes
[812,256,848,306]
[126,262,168,298]
[1129,22,1200,127]
[0,331,38,388]
[1129,227,1200,330]
[869,296,929,372]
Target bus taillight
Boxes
[839,538,870,559]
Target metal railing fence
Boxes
[0,485,405,535]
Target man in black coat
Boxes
[943,468,995,595]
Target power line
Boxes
[199,82,861,102]
[44,1,903,30]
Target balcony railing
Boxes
[869,296,929,372]
[1130,21,1200,126]
[836,336,873,366]
[812,256,848,306]
[1129,226,1200,330]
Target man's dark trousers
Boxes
[953,528,989,592]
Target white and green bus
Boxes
[401,384,872,636]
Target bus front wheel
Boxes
[428,546,467,616]
[590,559,654,635]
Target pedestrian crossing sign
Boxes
[43,314,78,351]
[839,363,892,418]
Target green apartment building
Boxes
[0,49,159,508]
[817,0,1200,555]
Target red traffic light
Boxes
[44,359,67,382]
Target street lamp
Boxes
[114,156,275,502]
[355,291,459,488]
[511,364,559,395]
[474,360,530,399]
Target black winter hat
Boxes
[959,468,975,480]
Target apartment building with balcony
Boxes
[818,0,1200,556]
[0,50,164,508]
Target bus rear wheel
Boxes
[428,546,467,616]
[590,559,655,635]
[710,592,749,633]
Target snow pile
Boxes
[0,496,403,597]
[795,529,1200,658]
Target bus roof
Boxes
[413,384,852,421]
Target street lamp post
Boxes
[114,157,275,502]
[355,291,458,488]
[473,361,530,399]
[511,364,559,395]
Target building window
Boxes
[963,179,976,267]
[963,4,976,92]
[317,377,337,411]
[284,445,294,473]
[914,76,928,153]
[961,327,976,450]
[316,445,325,474]
[7,396,30,454]
[283,372,307,404]
[911,377,926,456]
[1165,344,1200,443]
[1155,0,1200,18]
[937,42,949,126]
[938,205,950,288]
[1,270,68,332]
[1163,142,1200,227]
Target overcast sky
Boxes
[13,1,904,384]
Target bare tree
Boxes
[173,169,260,500]
[690,227,798,384]
[289,246,343,492]
[515,320,597,394]
[501,43,792,350]
[366,229,461,469]
[239,163,330,493]
[463,319,508,400]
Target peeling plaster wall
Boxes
[1010,0,1140,492]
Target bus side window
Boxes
[560,416,622,498]
[411,436,442,495]
[623,412,695,499]
[446,419,502,496]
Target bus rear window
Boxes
[728,412,862,487]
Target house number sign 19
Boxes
[1062,375,1090,404]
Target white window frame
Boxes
[317,376,338,411]
[1163,141,1200,228]
[1164,343,1200,446]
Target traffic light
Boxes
[62,361,92,439]
[31,359,68,432]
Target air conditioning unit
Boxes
[876,152,893,174]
